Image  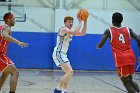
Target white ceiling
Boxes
[9,0,140,11]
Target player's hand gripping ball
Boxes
[78,9,89,21]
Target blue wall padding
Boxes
[7,32,139,71]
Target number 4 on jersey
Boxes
[119,34,125,44]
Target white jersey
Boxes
[54,28,72,54]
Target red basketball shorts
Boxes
[0,53,14,72]
[117,65,135,78]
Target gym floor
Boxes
[1,69,140,93]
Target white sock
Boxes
[57,86,62,90]
[62,89,67,92]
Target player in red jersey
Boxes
[97,12,140,93]
[0,12,28,93]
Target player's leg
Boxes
[128,65,140,93]
[120,76,136,93]
[55,62,73,93]
[59,62,73,92]
[117,66,136,93]
[53,51,73,93]
[129,75,140,92]
[0,66,10,91]
[53,51,62,93]
[54,62,73,93]
[9,65,19,93]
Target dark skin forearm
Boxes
[129,28,140,63]
[129,28,140,56]
[96,29,110,48]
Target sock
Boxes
[57,86,62,91]
[62,89,67,92]
[9,91,15,93]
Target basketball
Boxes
[78,9,89,21]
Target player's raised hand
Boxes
[18,42,29,48]
[77,11,82,22]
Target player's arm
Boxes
[74,14,82,32]
[62,21,87,36]
[73,13,87,35]
[79,20,87,36]
[129,28,140,63]
[96,29,110,48]
[2,26,28,48]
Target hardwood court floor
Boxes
[1,69,140,93]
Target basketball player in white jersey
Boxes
[52,15,87,93]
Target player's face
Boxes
[11,16,15,26]
[65,20,73,29]
[9,16,15,26]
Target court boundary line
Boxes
[92,76,127,93]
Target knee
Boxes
[122,79,136,93]
[121,76,130,84]
[12,70,19,77]
[15,70,19,76]
[67,70,73,76]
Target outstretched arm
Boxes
[2,26,28,48]
[96,29,110,48]
[129,28,140,63]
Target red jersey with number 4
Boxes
[109,26,136,67]
[0,24,9,54]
